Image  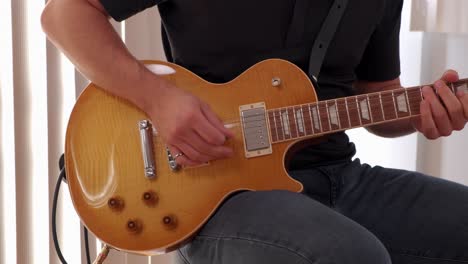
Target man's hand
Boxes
[150,80,234,167]
[413,70,468,139]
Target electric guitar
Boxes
[65,59,468,255]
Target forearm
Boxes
[354,78,416,138]
[41,0,167,114]
[365,118,416,138]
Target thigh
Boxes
[335,160,468,263]
[176,190,390,264]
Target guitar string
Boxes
[147,82,466,126]
[219,81,468,124]
[219,93,425,126]
[266,102,426,141]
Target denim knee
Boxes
[325,223,391,264]
[175,190,391,264]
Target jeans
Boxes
[175,159,468,264]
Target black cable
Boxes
[84,226,91,264]
[52,168,68,264]
[53,156,92,264]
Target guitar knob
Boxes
[162,214,177,230]
[142,191,158,207]
[126,219,143,234]
[108,197,124,211]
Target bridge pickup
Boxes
[239,102,272,158]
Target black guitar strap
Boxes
[308,0,349,81]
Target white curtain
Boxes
[0,0,171,262]
[411,0,468,34]
[347,0,468,186]
[407,0,468,185]
[1,1,467,264]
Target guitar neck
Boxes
[267,78,468,143]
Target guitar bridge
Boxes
[239,102,273,158]
[139,120,156,179]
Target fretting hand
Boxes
[413,70,468,139]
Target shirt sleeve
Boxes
[355,0,404,82]
[99,0,166,21]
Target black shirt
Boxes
[100,0,403,168]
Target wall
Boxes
[347,0,420,171]
[417,33,468,185]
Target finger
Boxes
[192,113,227,146]
[201,103,235,139]
[457,91,468,121]
[176,140,213,163]
[183,129,233,159]
[422,86,453,136]
[418,100,440,140]
[168,145,199,167]
[440,69,459,83]
[434,80,465,131]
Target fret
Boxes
[405,89,412,115]
[379,94,385,119]
[267,111,278,142]
[335,99,341,129]
[393,89,410,118]
[325,101,332,131]
[274,109,285,141]
[279,108,291,140]
[309,104,322,133]
[301,105,314,135]
[327,100,340,130]
[356,97,362,125]
[357,95,371,125]
[337,98,350,129]
[287,107,298,138]
[366,95,374,123]
[407,87,422,115]
[318,102,330,132]
[368,93,384,122]
[391,91,398,118]
[381,91,397,120]
[346,97,361,127]
[294,106,306,137]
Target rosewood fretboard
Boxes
[267,79,468,143]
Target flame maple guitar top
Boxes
[65,59,318,255]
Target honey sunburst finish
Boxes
[66,59,311,255]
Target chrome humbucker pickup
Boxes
[239,102,273,158]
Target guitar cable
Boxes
[52,154,92,264]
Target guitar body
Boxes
[65,59,318,255]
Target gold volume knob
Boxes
[107,197,124,212]
[126,219,143,234]
[162,214,177,230]
[142,191,158,207]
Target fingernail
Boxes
[422,86,432,95]
[434,80,444,89]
